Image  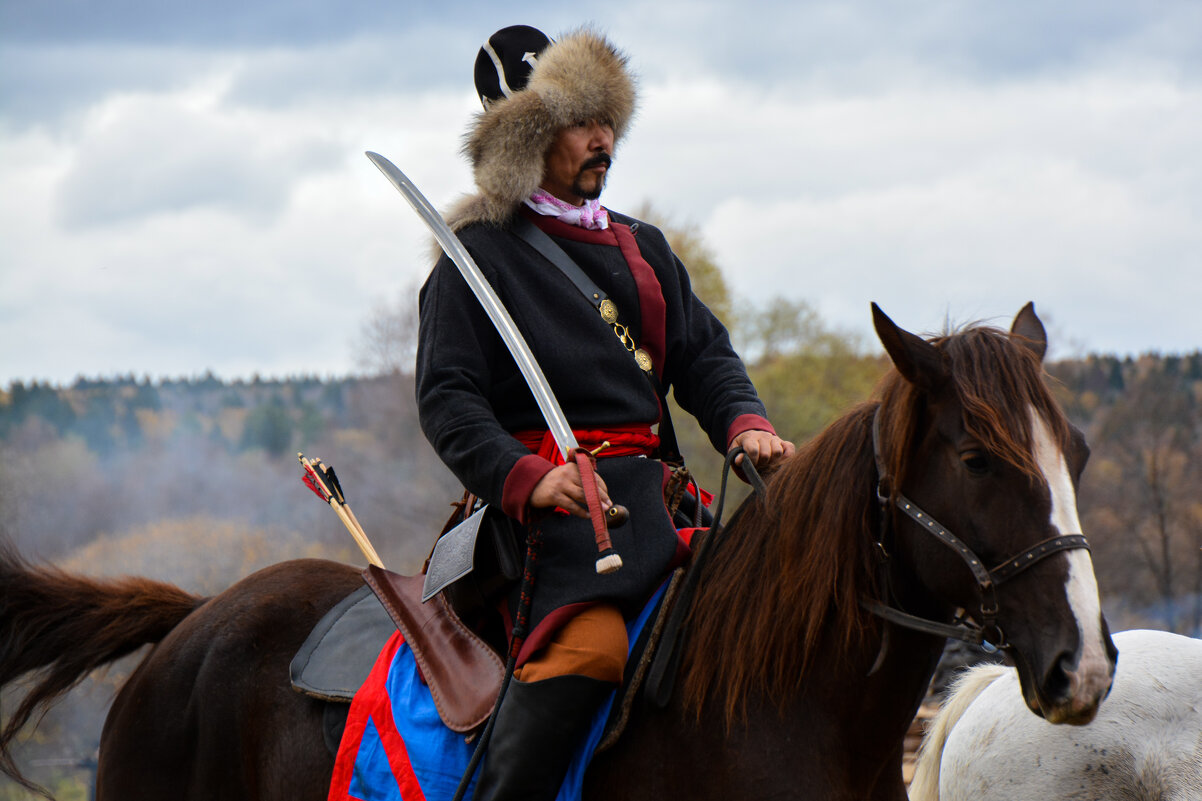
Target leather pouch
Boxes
[362,565,504,732]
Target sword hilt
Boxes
[572,449,623,574]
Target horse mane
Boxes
[680,322,1072,725]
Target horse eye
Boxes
[961,451,989,475]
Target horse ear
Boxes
[872,303,948,391]
[1010,302,1047,363]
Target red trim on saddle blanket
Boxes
[327,633,426,801]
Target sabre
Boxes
[366,151,623,574]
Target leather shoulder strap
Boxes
[513,215,684,462]
[512,215,610,311]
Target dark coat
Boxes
[416,208,771,650]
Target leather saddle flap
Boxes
[363,565,505,733]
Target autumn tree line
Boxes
[3,329,1200,640]
[5,318,1201,638]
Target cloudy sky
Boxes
[2,0,1200,386]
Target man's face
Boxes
[540,120,615,206]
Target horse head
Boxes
[871,302,1117,725]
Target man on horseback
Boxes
[416,24,793,801]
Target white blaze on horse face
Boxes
[1030,409,1113,708]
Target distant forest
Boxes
[3,347,1200,635]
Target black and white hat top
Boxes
[473,25,553,108]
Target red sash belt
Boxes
[513,425,713,510]
[513,425,660,465]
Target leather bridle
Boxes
[863,406,1090,650]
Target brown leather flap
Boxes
[362,565,504,732]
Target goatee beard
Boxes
[573,153,612,200]
[573,178,604,200]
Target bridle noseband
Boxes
[864,407,1090,650]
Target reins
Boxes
[644,447,765,707]
[863,405,1090,653]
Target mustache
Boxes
[582,152,613,171]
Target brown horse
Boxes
[0,304,1117,800]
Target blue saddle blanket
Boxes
[327,582,666,801]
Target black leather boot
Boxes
[474,674,613,801]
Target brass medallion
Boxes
[634,348,653,372]
[599,298,619,324]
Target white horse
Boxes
[910,629,1202,801]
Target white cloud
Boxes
[3,6,1202,386]
[0,55,475,383]
[609,71,1202,358]
[55,78,342,227]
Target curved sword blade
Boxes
[365,151,577,459]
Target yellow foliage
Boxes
[18,437,99,478]
[629,203,733,326]
[62,517,341,594]
[1088,457,1124,486]
[216,406,249,442]
[133,408,179,443]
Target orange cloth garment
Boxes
[513,602,628,684]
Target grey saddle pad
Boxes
[290,584,397,702]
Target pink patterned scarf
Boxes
[524,190,609,230]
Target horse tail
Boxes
[908,664,1009,801]
[0,542,205,794]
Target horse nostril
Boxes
[1043,651,1075,703]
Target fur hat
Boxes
[448,27,637,229]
